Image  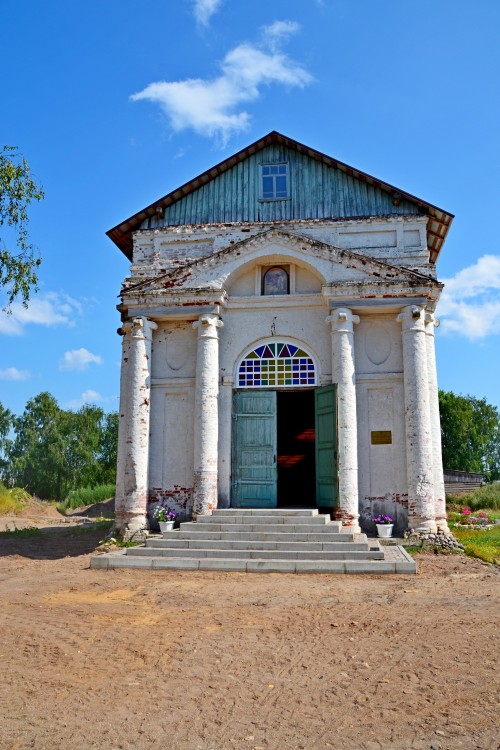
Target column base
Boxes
[435,517,451,534]
[332,508,361,535]
[114,511,149,541]
[407,516,438,534]
[192,470,218,519]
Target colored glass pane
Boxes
[237,342,316,388]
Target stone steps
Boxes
[129,547,385,560]
[91,508,416,574]
[166,530,357,542]
[145,538,369,551]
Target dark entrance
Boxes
[277,390,316,507]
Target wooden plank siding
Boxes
[142,145,419,229]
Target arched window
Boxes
[262,266,289,295]
[237,342,316,388]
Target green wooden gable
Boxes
[108,131,453,263]
[142,142,418,229]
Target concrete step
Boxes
[195,513,332,525]
[167,530,359,543]
[91,549,416,574]
[179,522,343,534]
[145,537,371,552]
[212,508,319,517]
[127,547,385,560]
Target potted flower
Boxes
[154,506,177,532]
[371,514,394,538]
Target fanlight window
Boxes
[238,342,316,388]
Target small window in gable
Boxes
[262,266,289,295]
[260,163,289,200]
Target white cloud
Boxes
[0,367,30,381]
[193,0,223,26]
[0,292,83,336]
[131,21,312,145]
[438,255,500,340]
[262,20,300,51]
[60,348,103,372]
[67,390,103,409]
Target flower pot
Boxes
[159,521,175,532]
[376,524,393,538]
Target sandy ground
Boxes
[0,511,498,750]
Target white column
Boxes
[425,313,450,533]
[327,307,360,532]
[397,306,436,532]
[115,317,157,538]
[192,313,223,517]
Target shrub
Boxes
[57,484,115,513]
[0,483,33,516]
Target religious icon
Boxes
[263,267,289,295]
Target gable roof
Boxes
[108,131,453,264]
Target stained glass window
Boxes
[238,342,316,388]
[263,267,289,295]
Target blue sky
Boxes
[1,0,499,416]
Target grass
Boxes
[0,483,34,515]
[452,525,500,565]
[447,482,500,511]
[57,484,115,513]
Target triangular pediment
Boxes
[122,228,440,299]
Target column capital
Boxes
[118,317,158,340]
[396,305,426,331]
[425,311,440,331]
[193,313,223,338]
[326,307,360,333]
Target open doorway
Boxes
[277,390,316,507]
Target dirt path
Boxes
[0,525,498,750]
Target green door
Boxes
[315,385,338,509]
[232,391,277,508]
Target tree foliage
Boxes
[0,145,44,307]
[1,392,118,500]
[439,390,500,482]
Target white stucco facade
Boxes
[109,132,453,539]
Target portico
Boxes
[108,131,453,541]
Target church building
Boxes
[108,131,453,539]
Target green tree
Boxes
[99,411,119,483]
[7,392,68,499]
[439,390,500,482]
[5,392,118,500]
[0,145,44,307]
[0,403,13,478]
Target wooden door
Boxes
[232,391,277,508]
[315,385,338,508]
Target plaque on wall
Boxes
[371,430,392,445]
